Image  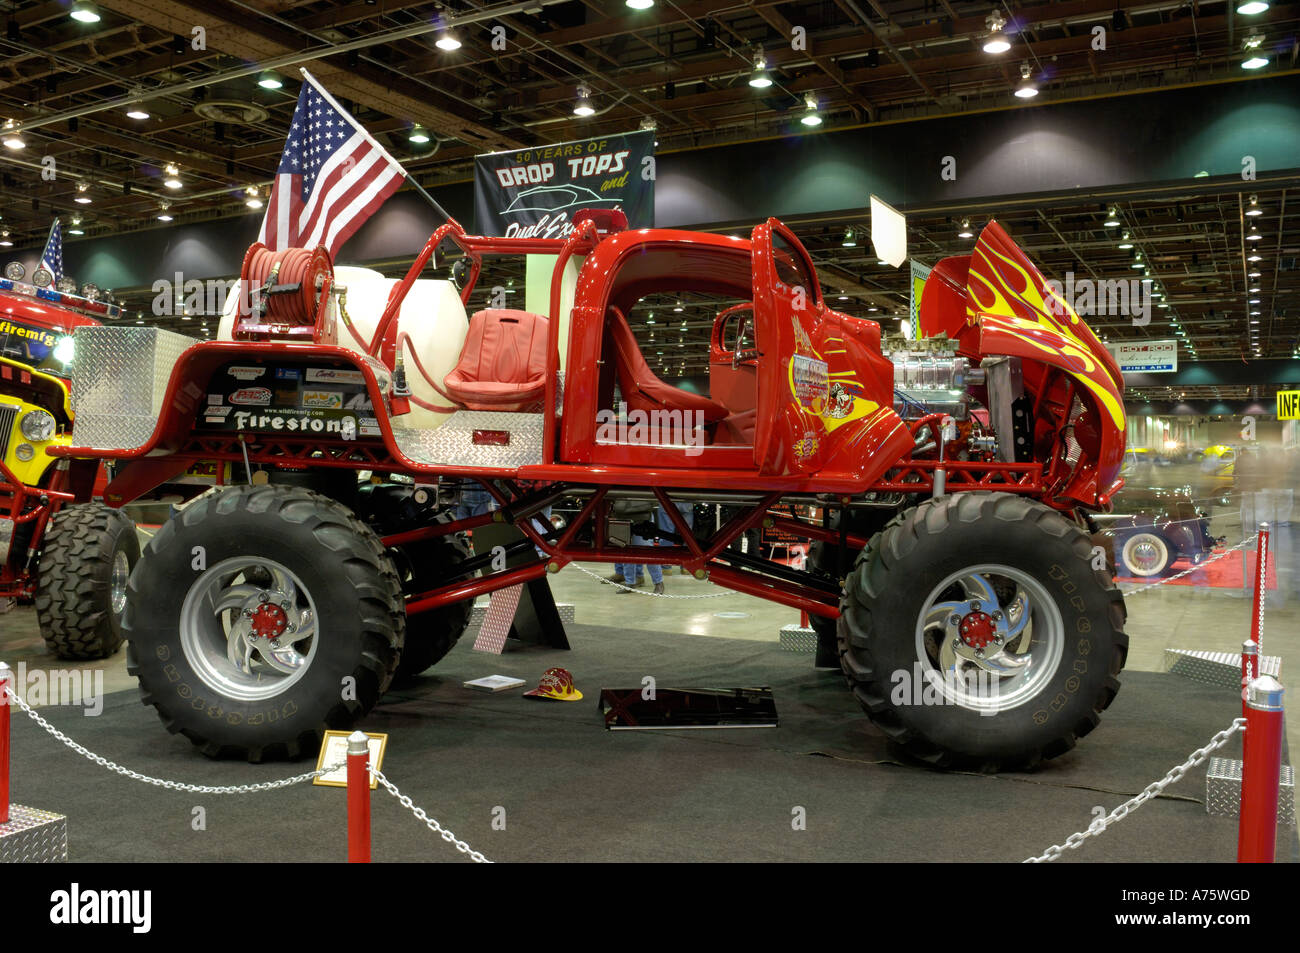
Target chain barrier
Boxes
[1117,533,1259,597]
[371,768,492,863]
[2,685,340,794]
[572,562,732,599]
[1023,718,1246,863]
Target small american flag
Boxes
[39,218,62,282]
[259,70,407,257]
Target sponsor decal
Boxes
[207,394,224,405]
[305,367,365,385]
[360,416,380,436]
[275,367,301,380]
[227,365,267,381]
[203,405,233,418]
[344,392,373,410]
[791,354,829,405]
[233,410,357,434]
[229,387,272,406]
[302,389,343,409]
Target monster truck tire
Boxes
[35,503,141,660]
[839,492,1128,772]
[389,534,474,682]
[123,485,405,761]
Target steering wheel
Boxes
[732,310,759,369]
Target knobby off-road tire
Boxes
[35,502,141,660]
[123,485,405,761]
[838,492,1128,772]
[389,533,474,682]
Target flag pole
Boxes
[299,68,453,226]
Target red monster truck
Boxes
[1,265,139,658]
[56,212,1127,768]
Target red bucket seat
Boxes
[443,308,549,412]
[605,306,729,424]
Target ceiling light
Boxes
[1247,253,1262,262]
[749,51,773,88]
[639,117,656,132]
[435,31,461,51]
[626,0,654,8]
[244,186,262,209]
[257,71,283,90]
[800,92,822,126]
[126,107,149,120]
[841,227,856,247]
[2,120,23,150]
[74,182,92,204]
[983,9,1010,53]
[70,1,100,23]
[1242,54,1268,70]
[1243,34,1264,50]
[409,125,430,144]
[163,163,182,189]
[1248,298,1261,304]
[1245,194,1262,216]
[1246,225,1262,241]
[0,230,10,247]
[573,84,595,117]
[157,202,172,222]
[1104,207,1120,227]
[957,219,974,238]
[1248,270,1261,278]
[1014,63,1037,98]
[1237,1,1269,13]
[1117,232,1133,249]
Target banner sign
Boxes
[1105,339,1178,374]
[473,130,654,239]
[1278,390,1300,420]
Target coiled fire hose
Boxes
[239,242,332,326]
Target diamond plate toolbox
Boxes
[1,805,68,862]
[70,325,193,450]
[1163,648,1282,689]
[779,624,818,653]
[1205,757,1296,826]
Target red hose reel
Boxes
[237,242,334,338]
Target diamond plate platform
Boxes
[470,602,574,627]
[1205,757,1296,826]
[392,411,543,468]
[779,624,817,653]
[1163,649,1282,689]
[70,325,193,450]
[0,805,68,863]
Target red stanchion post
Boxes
[1237,675,1284,864]
[346,730,371,864]
[0,661,10,825]
[1251,522,1269,655]
[1241,640,1258,718]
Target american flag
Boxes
[39,218,62,282]
[258,70,407,257]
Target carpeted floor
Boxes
[9,623,1296,863]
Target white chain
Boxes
[571,562,732,598]
[1118,533,1258,597]
[2,685,339,793]
[371,768,492,863]
[1023,718,1246,863]
[1254,531,1268,655]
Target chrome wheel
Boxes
[110,550,130,616]
[915,563,1064,713]
[1121,533,1168,577]
[179,556,318,702]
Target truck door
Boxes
[750,218,829,475]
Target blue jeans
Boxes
[656,502,694,534]
[455,487,495,520]
[618,534,663,585]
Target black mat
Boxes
[9,624,1296,863]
